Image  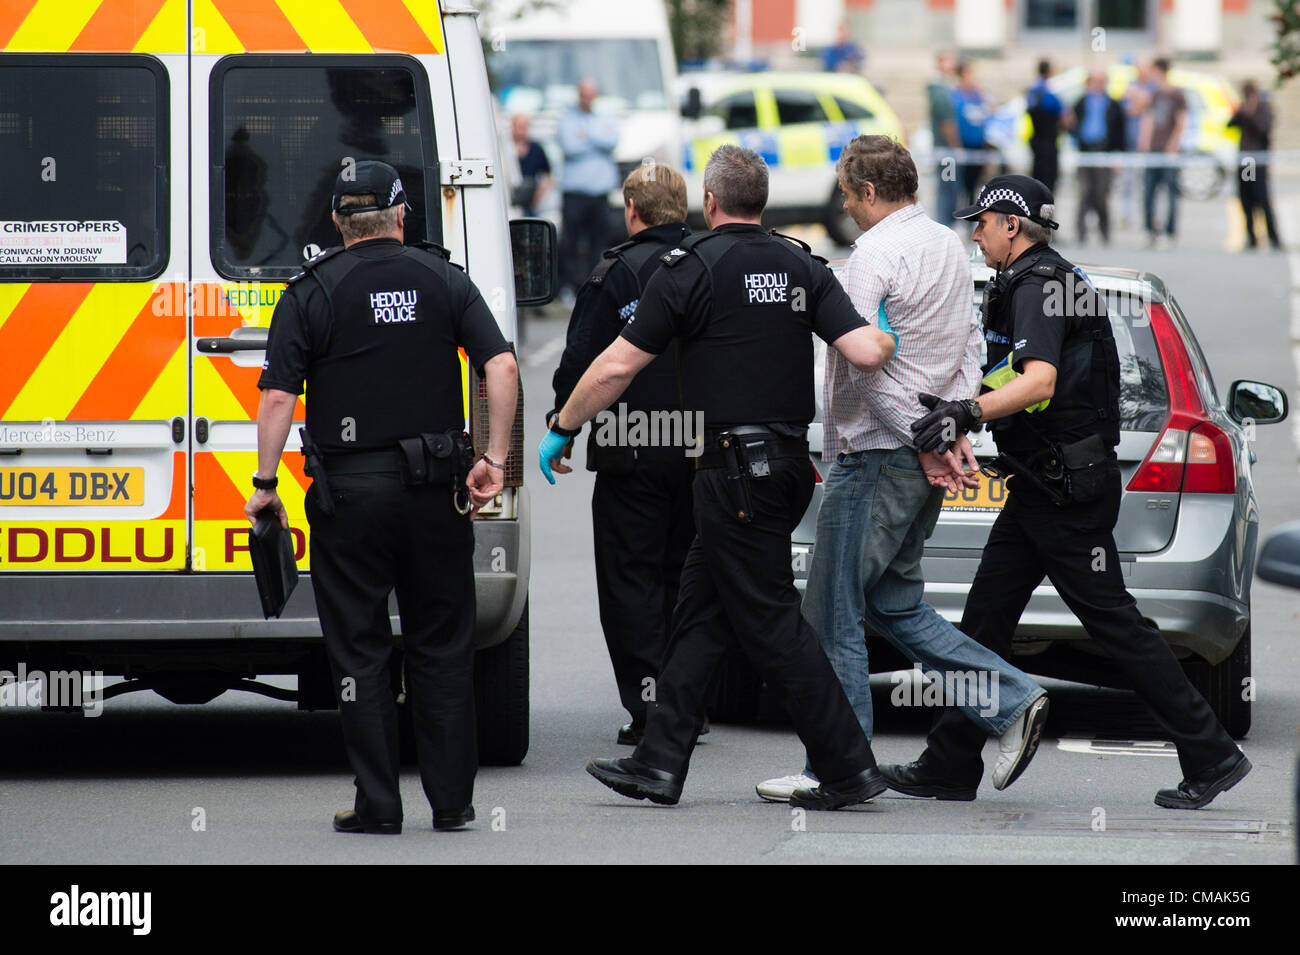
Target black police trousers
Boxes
[920,467,1239,784]
[634,456,877,782]
[306,473,477,823]
[591,459,695,728]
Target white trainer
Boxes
[992,693,1050,791]
[756,772,819,802]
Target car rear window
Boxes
[773,88,828,125]
[834,96,874,121]
[0,55,168,280]
[713,91,758,130]
[971,286,1169,432]
[210,56,438,280]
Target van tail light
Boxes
[811,459,823,483]
[1126,304,1236,495]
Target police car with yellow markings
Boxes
[678,71,906,246]
[0,0,553,764]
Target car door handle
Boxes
[196,327,269,353]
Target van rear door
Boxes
[0,6,188,572]
[189,2,450,573]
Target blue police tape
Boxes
[538,428,570,485]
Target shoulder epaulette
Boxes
[590,239,637,286]
[660,230,722,267]
[287,245,345,285]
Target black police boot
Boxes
[788,767,886,810]
[1154,751,1251,810]
[333,810,401,834]
[586,757,684,805]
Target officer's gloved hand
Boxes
[538,429,570,485]
[911,392,977,454]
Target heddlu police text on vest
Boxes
[370,289,420,324]
[743,271,789,303]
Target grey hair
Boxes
[336,193,400,242]
[702,144,768,218]
[998,209,1054,245]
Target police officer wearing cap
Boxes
[541,145,898,810]
[245,160,519,834]
[546,162,696,747]
[885,174,1250,810]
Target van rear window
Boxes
[0,56,168,280]
[211,57,438,280]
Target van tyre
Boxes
[474,600,530,765]
[1183,624,1251,740]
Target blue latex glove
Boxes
[876,301,899,348]
[538,428,570,485]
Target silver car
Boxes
[710,264,1289,739]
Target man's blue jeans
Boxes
[801,448,1043,771]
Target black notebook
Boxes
[249,511,298,619]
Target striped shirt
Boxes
[825,203,982,454]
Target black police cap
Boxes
[953,174,1059,230]
[331,160,413,215]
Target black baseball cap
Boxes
[953,174,1059,230]
[331,160,413,215]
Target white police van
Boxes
[0,0,553,764]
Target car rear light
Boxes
[1183,421,1235,493]
[1126,304,1236,495]
[811,459,823,483]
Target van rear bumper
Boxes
[0,512,528,651]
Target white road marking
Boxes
[1057,738,1179,758]
[522,332,567,369]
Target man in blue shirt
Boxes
[1072,70,1126,244]
[557,79,620,302]
[951,61,990,207]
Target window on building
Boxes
[1025,0,1079,29]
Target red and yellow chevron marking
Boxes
[1,0,185,52]
[0,451,186,569]
[0,283,186,422]
[192,448,309,570]
[192,281,309,569]
[1,0,444,53]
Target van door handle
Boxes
[196,327,269,353]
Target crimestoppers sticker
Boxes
[0,221,127,265]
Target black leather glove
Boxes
[911,393,978,453]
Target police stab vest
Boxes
[984,245,1121,449]
[657,228,825,429]
[289,241,469,455]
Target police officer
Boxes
[546,163,695,746]
[245,161,519,834]
[540,145,898,809]
[893,174,1250,809]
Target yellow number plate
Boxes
[941,474,1008,511]
[0,468,145,506]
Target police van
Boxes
[0,0,551,764]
